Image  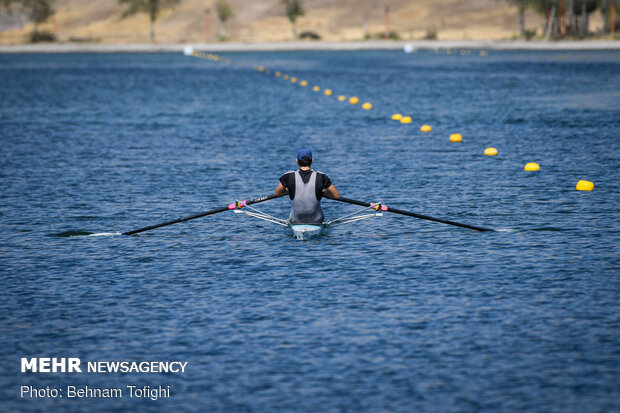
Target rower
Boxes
[275,148,340,225]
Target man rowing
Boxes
[275,148,340,225]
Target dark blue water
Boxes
[1,50,619,412]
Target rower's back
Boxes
[290,170,324,224]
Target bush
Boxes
[524,29,537,40]
[29,30,56,43]
[69,36,100,43]
[299,31,321,40]
[423,29,437,40]
[374,31,400,40]
[388,30,400,40]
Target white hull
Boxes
[289,224,323,240]
[233,200,382,240]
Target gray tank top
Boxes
[289,171,324,224]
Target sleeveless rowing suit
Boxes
[280,169,333,224]
[290,171,323,224]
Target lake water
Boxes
[1,50,619,412]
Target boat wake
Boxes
[52,231,121,237]
[89,232,122,237]
[493,227,568,233]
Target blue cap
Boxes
[296,148,313,161]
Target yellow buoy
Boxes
[484,147,498,156]
[449,133,462,142]
[283,74,289,80]
[290,76,298,83]
[349,97,359,105]
[312,85,320,92]
[257,66,264,72]
[300,80,308,86]
[324,89,333,96]
[480,50,487,56]
[524,162,540,171]
[362,102,372,110]
[392,113,402,120]
[576,180,594,191]
[337,95,346,101]
[275,71,281,77]
[400,116,412,124]
[420,125,432,132]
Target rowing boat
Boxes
[122,193,493,237]
[289,224,324,240]
[233,200,383,241]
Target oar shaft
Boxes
[332,196,493,232]
[123,193,281,236]
[384,206,492,232]
[122,206,229,235]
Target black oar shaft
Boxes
[123,194,281,236]
[332,196,493,232]
[122,206,229,235]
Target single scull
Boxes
[122,193,493,238]
[232,199,384,240]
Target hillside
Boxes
[0,0,603,44]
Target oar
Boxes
[123,194,282,235]
[329,196,494,232]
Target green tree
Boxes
[528,0,602,36]
[525,0,555,37]
[280,0,304,40]
[601,0,608,33]
[528,0,553,14]
[1,0,55,32]
[573,0,598,35]
[504,0,531,35]
[604,0,620,33]
[118,0,181,42]
[216,0,234,40]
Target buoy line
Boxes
[183,47,594,192]
[259,59,594,192]
[254,64,438,133]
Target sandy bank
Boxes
[1,40,620,53]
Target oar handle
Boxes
[245,193,283,205]
[330,196,494,232]
[123,193,283,235]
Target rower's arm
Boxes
[323,184,340,199]
[275,183,289,197]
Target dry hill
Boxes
[0,0,602,44]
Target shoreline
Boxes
[1,40,620,53]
